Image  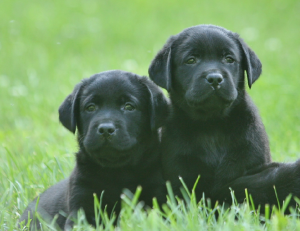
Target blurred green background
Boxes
[1,0,300,228]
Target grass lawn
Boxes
[1,0,300,230]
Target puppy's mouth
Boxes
[185,83,238,109]
[96,154,132,167]
[88,146,133,167]
[84,136,136,152]
[186,96,232,110]
[84,142,134,166]
[186,100,205,109]
[102,139,136,151]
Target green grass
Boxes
[1,0,300,230]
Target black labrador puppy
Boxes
[19,70,169,230]
[149,25,271,201]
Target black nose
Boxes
[98,123,116,137]
[206,73,223,86]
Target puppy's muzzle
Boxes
[205,73,223,89]
[97,123,116,138]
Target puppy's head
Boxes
[149,25,262,120]
[59,70,169,167]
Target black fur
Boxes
[19,70,169,230]
[215,160,300,209]
[149,25,271,200]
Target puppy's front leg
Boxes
[64,210,77,231]
[65,180,96,230]
[215,159,300,209]
[64,209,94,230]
[212,156,246,196]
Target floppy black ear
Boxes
[140,78,170,131]
[148,37,175,91]
[237,36,262,88]
[58,83,82,133]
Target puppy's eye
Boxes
[185,58,196,64]
[225,57,235,63]
[86,105,96,112]
[124,103,135,111]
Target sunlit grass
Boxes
[17,178,300,230]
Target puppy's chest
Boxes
[192,132,230,167]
